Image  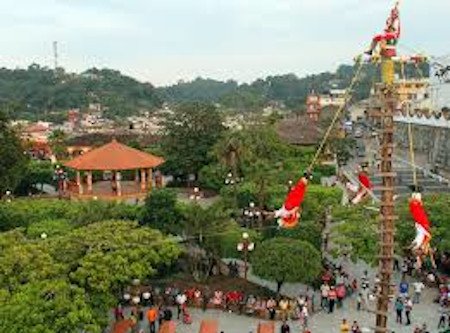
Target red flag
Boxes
[275,177,308,228]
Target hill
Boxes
[0,62,428,121]
[0,65,161,121]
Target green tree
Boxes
[0,280,101,333]
[0,111,28,195]
[139,188,181,234]
[251,237,322,293]
[161,102,225,179]
[48,129,67,160]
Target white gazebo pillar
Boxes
[135,169,140,183]
[147,168,153,191]
[87,171,93,194]
[140,169,146,192]
[76,171,83,195]
[116,171,122,196]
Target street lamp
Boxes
[4,190,12,203]
[53,165,68,199]
[237,232,255,280]
[242,202,262,228]
[189,187,202,201]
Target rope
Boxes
[307,60,365,172]
[407,115,418,187]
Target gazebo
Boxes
[64,139,164,200]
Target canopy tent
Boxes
[198,320,218,333]
[158,321,176,333]
[257,322,275,333]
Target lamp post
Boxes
[53,165,67,199]
[237,232,255,280]
[242,202,262,228]
[189,187,202,202]
[4,190,12,203]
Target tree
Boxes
[48,129,67,160]
[139,188,181,234]
[0,111,28,195]
[251,237,322,293]
[0,280,101,333]
[161,102,225,179]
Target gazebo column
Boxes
[116,171,122,196]
[135,170,140,183]
[87,171,93,194]
[147,168,153,191]
[76,171,83,195]
[140,169,147,192]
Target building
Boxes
[306,93,321,121]
[306,89,347,122]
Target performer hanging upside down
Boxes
[275,172,311,229]
[365,1,400,58]
[409,189,436,270]
[346,165,373,205]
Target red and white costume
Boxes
[367,2,401,58]
[409,192,431,253]
[348,170,373,204]
[275,177,308,229]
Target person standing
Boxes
[438,304,447,329]
[280,321,290,333]
[356,293,362,311]
[267,297,277,320]
[351,321,361,333]
[405,296,413,325]
[340,319,350,333]
[328,286,337,314]
[399,280,409,298]
[412,281,425,304]
[395,297,404,324]
[175,292,187,319]
[146,306,158,333]
[320,283,329,310]
[279,298,289,321]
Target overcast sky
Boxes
[1,0,449,86]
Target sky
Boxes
[0,0,449,86]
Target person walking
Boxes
[405,296,413,325]
[146,306,158,333]
[438,303,448,329]
[328,286,337,314]
[412,281,425,304]
[395,297,404,324]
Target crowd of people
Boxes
[111,252,450,333]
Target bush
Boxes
[26,219,72,238]
[0,199,141,232]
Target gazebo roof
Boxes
[64,139,164,171]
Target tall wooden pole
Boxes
[375,57,397,333]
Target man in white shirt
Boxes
[412,281,425,304]
[320,283,330,309]
[176,293,187,319]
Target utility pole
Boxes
[53,41,58,70]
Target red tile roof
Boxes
[64,139,164,171]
